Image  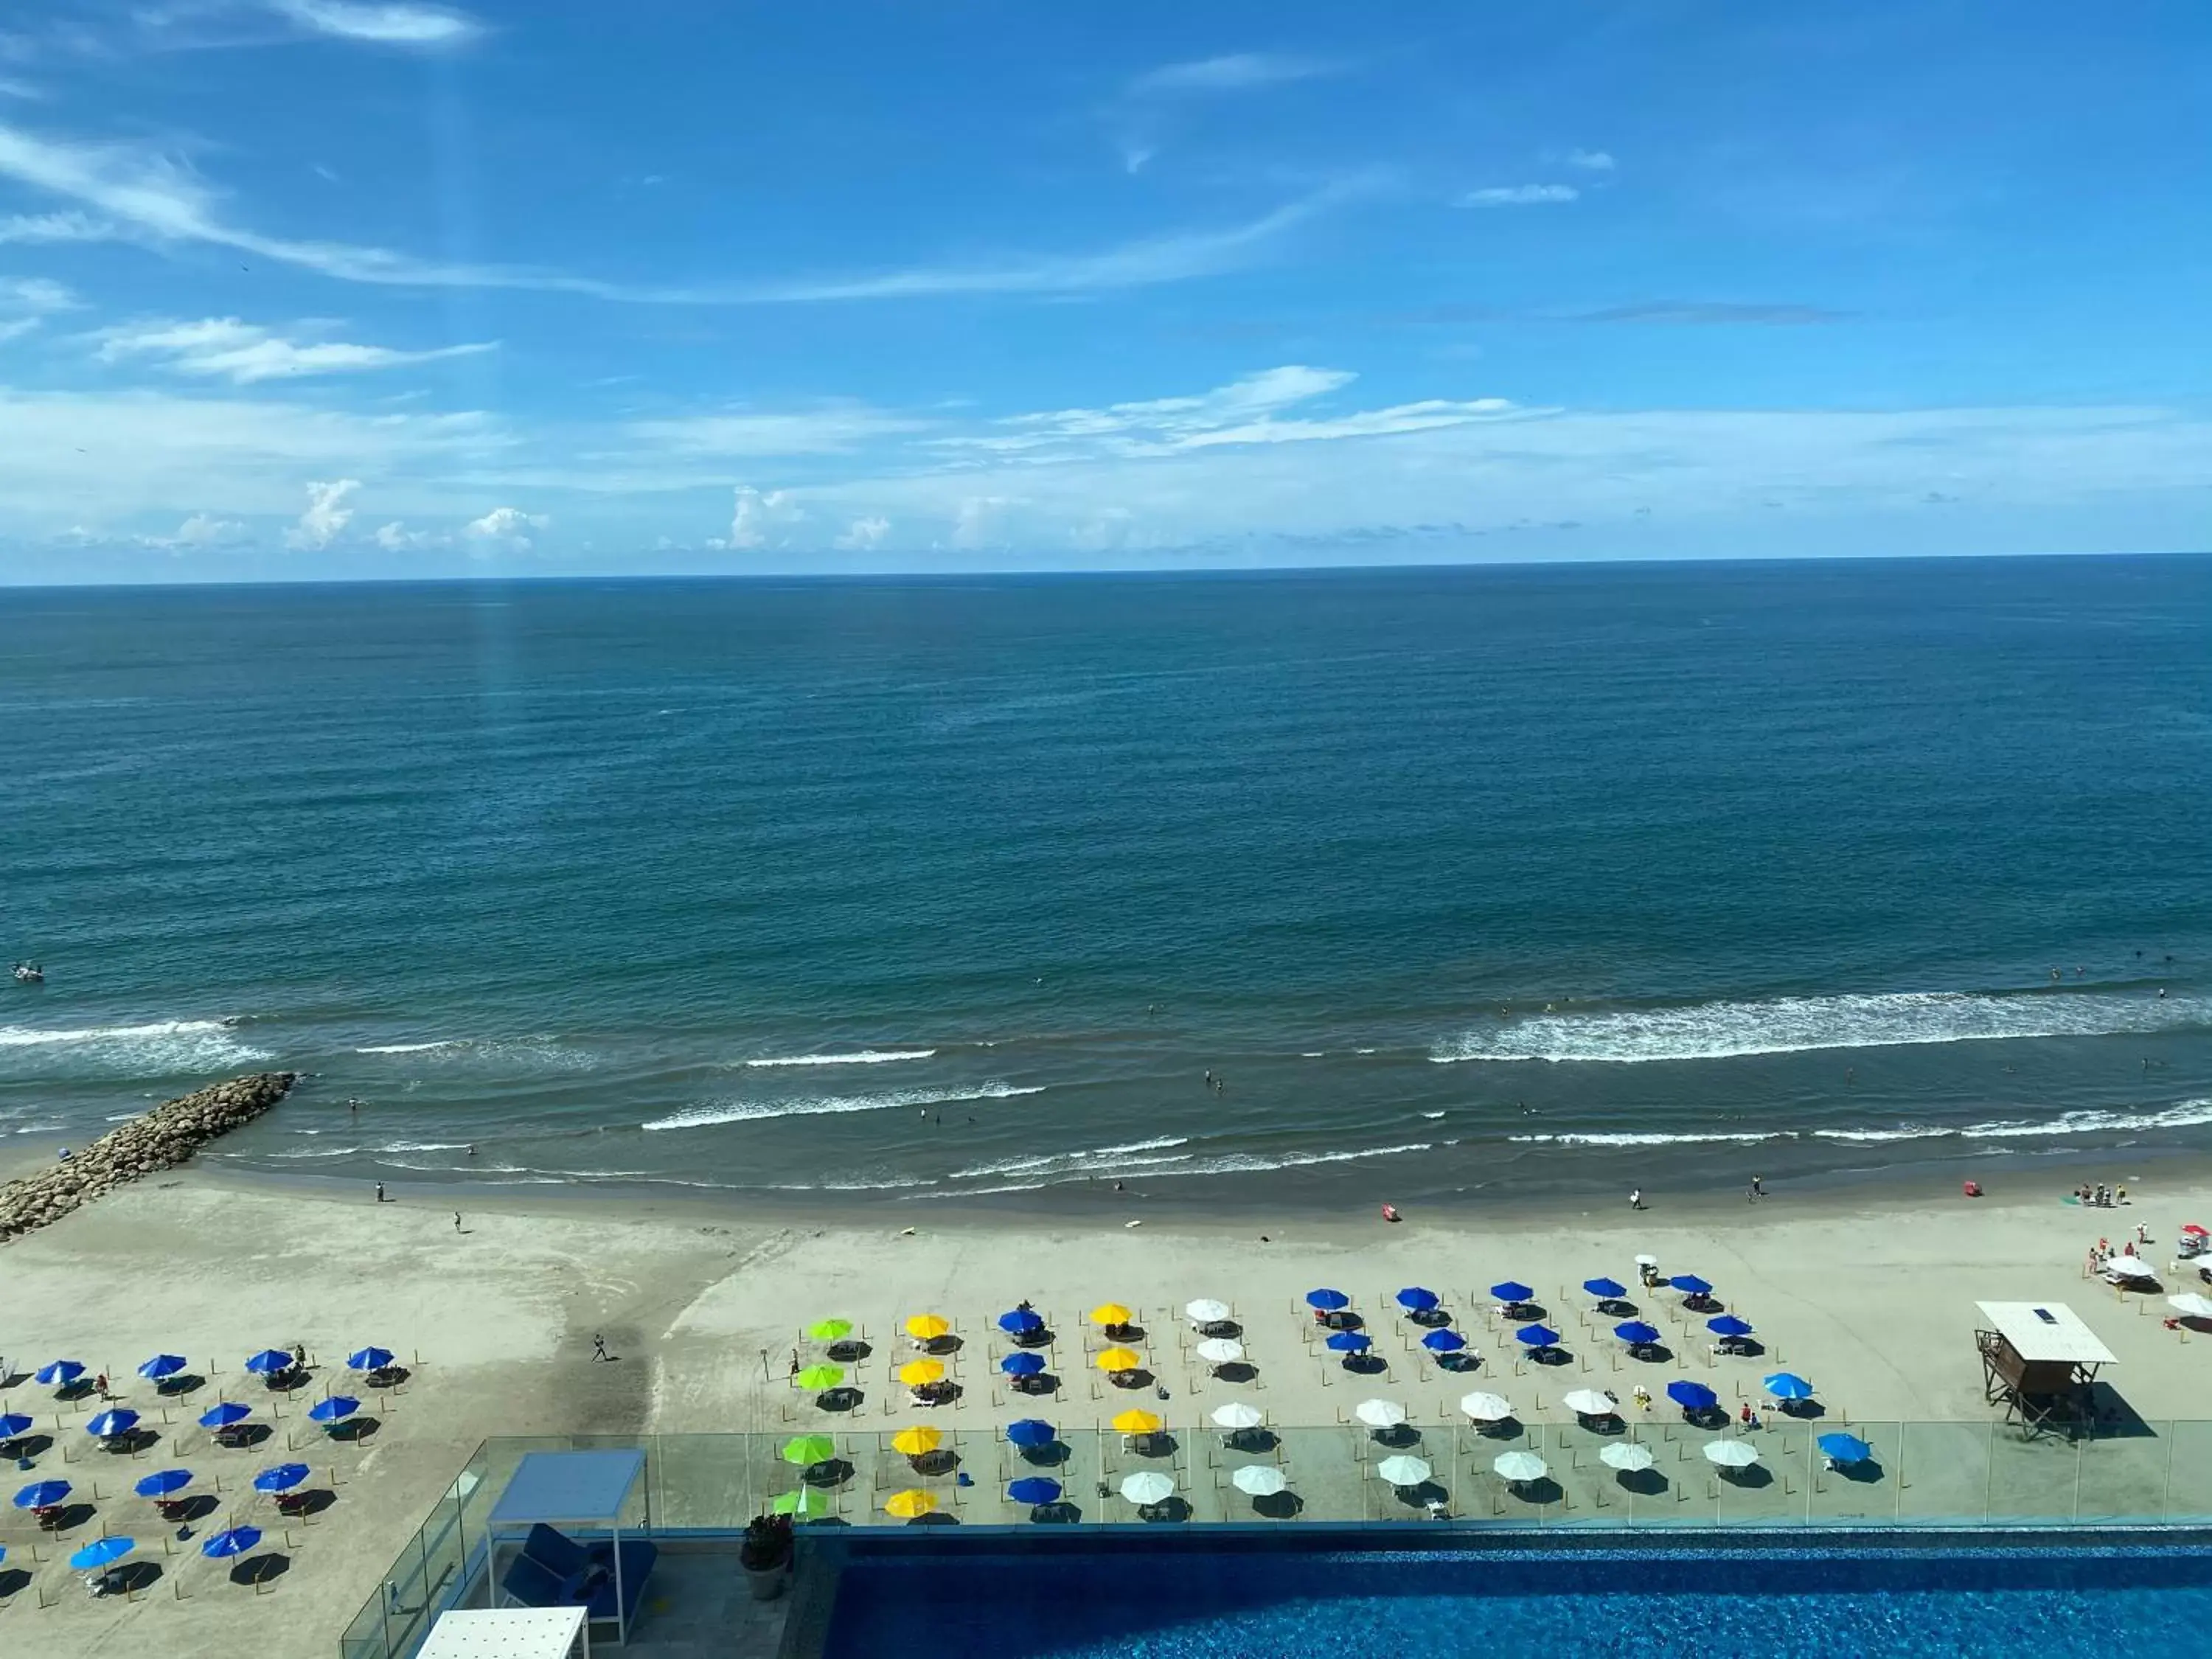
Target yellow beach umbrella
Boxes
[1095,1347,1143,1373]
[904,1313,951,1342]
[1089,1303,1133,1327]
[1111,1408,1164,1435]
[897,1358,946,1387]
[889,1425,943,1457]
[883,1489,939,1519]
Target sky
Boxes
[0,0,2208,582]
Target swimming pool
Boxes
[815,1535,2212,1658]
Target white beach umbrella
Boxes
[1211,1400,1265,1430]
[1562,1389,1618,1417]
[1119,1470,1175,1505]
[1599,1441,1657,1472]
[2168,1293,2212,1320]
[1492,1451,1548,1483]
[1702,1439,1761,1468]
[1195,1338,1245,1365]
[1633,1253,1660,1268]
[1459,1391,1514,1422]
[1354,1398,1408,1428]
[1231,1464,1287,1497]
[2107,1256,2157,1279]
[1375,1455,1432,1486]
[1186,1298,1232,1325]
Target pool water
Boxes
[818,1541,2212,1658]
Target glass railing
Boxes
[338,1418,2212,1657]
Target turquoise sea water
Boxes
[3,558,2209,1208]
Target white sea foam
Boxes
[353,1037,592,1070]
[641,1082,1046,1133]
[741,1049,936,1068]
[1961,1099,2212,1139]
[0,1018,271,1074]
[356,1042,456,1055]
[948,1135,1189,1181]
[1432,990,2211,1065]
[1147,1141,1436,1179]
[1812,1126,1954,1144]
[1509,1130,1781,1148]
[375,1141,475,1153]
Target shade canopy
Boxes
[896,1359,945,1386]
[1765,1372,1815,1401]
[1304,1289,1351,1312]
[2106,1256,2158,1279]
[1185,1298,1231,1324]
[198,1402,251,1429]
[0,1413,33,1440]
[1599,1442,1656,1472]
[1005,1419,1056,1448]
[307,1397,360,1424]
[1703,1439,1761,1468]
[1194,1338,1245,1364]
[1211,1401,1265,1430]
[1819,1433,1875,1463]
[1493,1451,1548,1482]
[999,1350,1045,1377]
[1974,1302,2118,1366]
[1582,1278,1628,1300]
[779,1435,836,1467]
[1119,1471,1175,1504]
[244,1349,293,1374]
[1667,1381,1718,1411]
[1562,1389,1617,1416]
[997,1310,1043,1335]
[347,1346,395,1372]
[1007,1477,1062,1505]
[795,1364,845,1391]
[86,1409,139,1438]
[805,1319,853,1343]
[1231,1464,1287,1496]
[1669,1276,1714,1295]
[1514,1324,1561,1349]
[253,1463,310,1494]
[13,1480,69,1509]
[1089,1303,1134,1326]
[1489,1281,1535,1305]
[1614,1321,1662,1346]
[902,1314,950,1341]
[1394,1287,1440,1312]
[1633,1253,1660,1267]
[1353,1398,1407,1427]
[1110,1410,1163,1435]
[1459,1392,1513,1422]
[1421,1329,1467,1352]
[2168,1293,2212,1321]
[1094,1347,1142,1374]
[35,1359,85,1385]
[888,1427,942,1457]
[1707,1315,1754,1338]
[487,1449,645,1528]
[1375,1455,1430,1486]
[137,1354,187,1380]
[201,1526,262,1559]
[770,1488,834,1519]
[883,1489,937,1519]
[1324,1331,1371,1353]
[71,1536,135,1571]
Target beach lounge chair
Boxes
[504,1522,658,1630]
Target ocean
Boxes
[4,557,2209,1213]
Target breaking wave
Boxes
[641,1082,1046,1132]
[0,1018,271,1075]
[1509,1099,2212,1150]
[740,1049,936,1068]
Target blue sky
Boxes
[0,0,2207,581]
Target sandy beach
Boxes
[3,1160,2211,1655]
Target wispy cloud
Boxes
[1562,148,1615,172]
[260,2,482,47]
[0,274,79,312]
[1127,53,1342,97]
[92,316,496,382]
[0,209,116,244]
[1568,302,1852,326]
[619,405,926,458]
[1460,184,1579,207]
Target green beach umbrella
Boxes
[795,1363,845,1391]
[780,1434,836,1467]
[805,1318,853,1343]
[771,1488,834,1518]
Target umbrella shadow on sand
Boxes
[153,1375,206,1399]
[1369,1425,1424,1450]
[101,1427,162,1456]
[164,1493,221,1525]
[1223,1427,1278,1455]
[1251,1490,1304,1520]
[44,1503,99,1534]
[1338,1354,1388,1377]
[93,1561,164,1597]
[815,1388,865,1414]
[1829,1458,1886,1485]
[1,1433,55,1461]
[1392,1479,1451,1512]
[907,1450,960,1479]
[1717,1464,1775,1490]
[0,1568,30,1600]
[1211,1362,1258,1385]
[229,1554,290,1587]
[326,1418,381,1445]
[1136,1497,1192,1523]
[1614,1468,1670,1499]
[1018,1440,1072,1468]
[1029,1500,1083,1525]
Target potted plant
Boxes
[739,1512,793,1601]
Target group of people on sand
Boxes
[2076,1183,2127,1208]
[2088,1234,2150,1275]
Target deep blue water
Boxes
[818,1543,2212,1658]
[2,558,2209,1207]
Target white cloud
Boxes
[950,495,1014,550]
[1562,148,1616,172]
[0,209,116,244]
[140,511,249,550]
[1127,54,1340,96]
[0,274,75,311]
[1461,184,1579,206]
[463,504,547,552]
[285,477,359,549]
[620,405,923,458]
[724,485,803,549]
[0,318,37,344]
[92,316,496,383]
[833,515,890,551]
[262,2,482,46]
[372,519,443,550]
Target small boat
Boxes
[12,963,43,984]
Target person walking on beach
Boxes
[373,1182,386,1203]
[1629,1188,1644,1211]
[1751,1174,1764,1199]
[591,1334,611,1362]
[453,1211,462,1234]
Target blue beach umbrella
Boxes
[201,1526,262,1559]
[138,1354,188,1382]
[1765,1373,1815,1402]
[1514,1324,1560,1349]
[86,1408,139,1438]
[134,1469,193,1498]
[1007,1477,1062,1505]
[1421,1329,1468,1352]
[1582,1277,1628,1300]
[346,1347,394,1373]
[1670,1275,1714,1296]
[252,1463,309,1494]
[1489,1281,1535,1305]
[1707,1315,1754,1339]
[997,1309,1043,1335]
[35,1360,84,1387]
[243,1349,293,1376]
[1614,1321,1661,1346]
[1394,1287,1439,1312]
[1005,1419,1056,1449]
[999,1351,1045,1377]
[1305,1289,1351,1312]
[1818,1433,1874,1464]
[1324,1330,1371,1354]
[0,1413,33,1440]
[198,1402,251,1430]
[1667,1380,1717,1412]
[13,1479,69,1509]
[307,1397,359,1425]
[70,1536,135,1571]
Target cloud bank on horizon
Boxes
[0,0,2207,580]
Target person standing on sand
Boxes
[1629,1189,1643,1210]
[1752,1174,1765,1198]
[453,1211,462,1233]
[374,1182,386,1203]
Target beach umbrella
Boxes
[1194,1338,1245,1365]
[779,1434,836,1467]
[794,1363,845,1391]
[896,1358,945,1387]
[1005,1419,1056,1448]
[888,1427,942,1457]
[1562,1389,1617,1418]
[2168,1293,2212,1321]
[1354,1399,1408,1428]
[198,1402,251,1429]
[999,1350,1045,1377]
[1707,1315,1754,1338]
[2108,1256,2157,1279]
[252,1464,309,1494]
[1819,1433,1875,1464]
[1304,1289,1350,1312]
[883,1489,938,1520]
[1514,1324,1561,1349]
[1185,1298,1231,1324]
[243,1349,293,1376]
[1492,1451,1548,1483]
[1667,1380,1717,1412]
[1211,1401,1265,1430]
[770,1488,834,1519]
[805,1319,853,1343]
[86,1409,139,1438]
[2185,1223,2209,1237]
[903,1314,950,1343]
[1582,1277,1628,1301]
[1110,1410,1163,1436]
[13,1480,69,1509]
[1394,1287,1440,1313]
[70,1537,134,1571]
[1669,1275,1714,1296]
[1765,1372,1815,1402]
[1614,1321,1662,1346]
[35,1360,83,1387]
[1095,1347,1142,1374]
[1324,1331,1371,1354]
[347,1347,395,1373]
[1375,1455,1431,1486]
[1231,1464,1287,1497]
[1599,1442,1656,1472]
[1703,1439,1760,1469]
[201,1526,262,1559]
[1459,1392,1514,1422]
[0,1413,32,1440]
[1119,1471,1174,1505]
[1089,1303,1134,1327]
[1421,1329,1467,1353]
[1008,1477,1062,1506]
[307,1397,359,1425]
[1489,1281,1535,1306]
[138,1354,187,1381]
[1633,1253,1660,1268]
[997,1309,1043,1335]
[134,1469,193,1498]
